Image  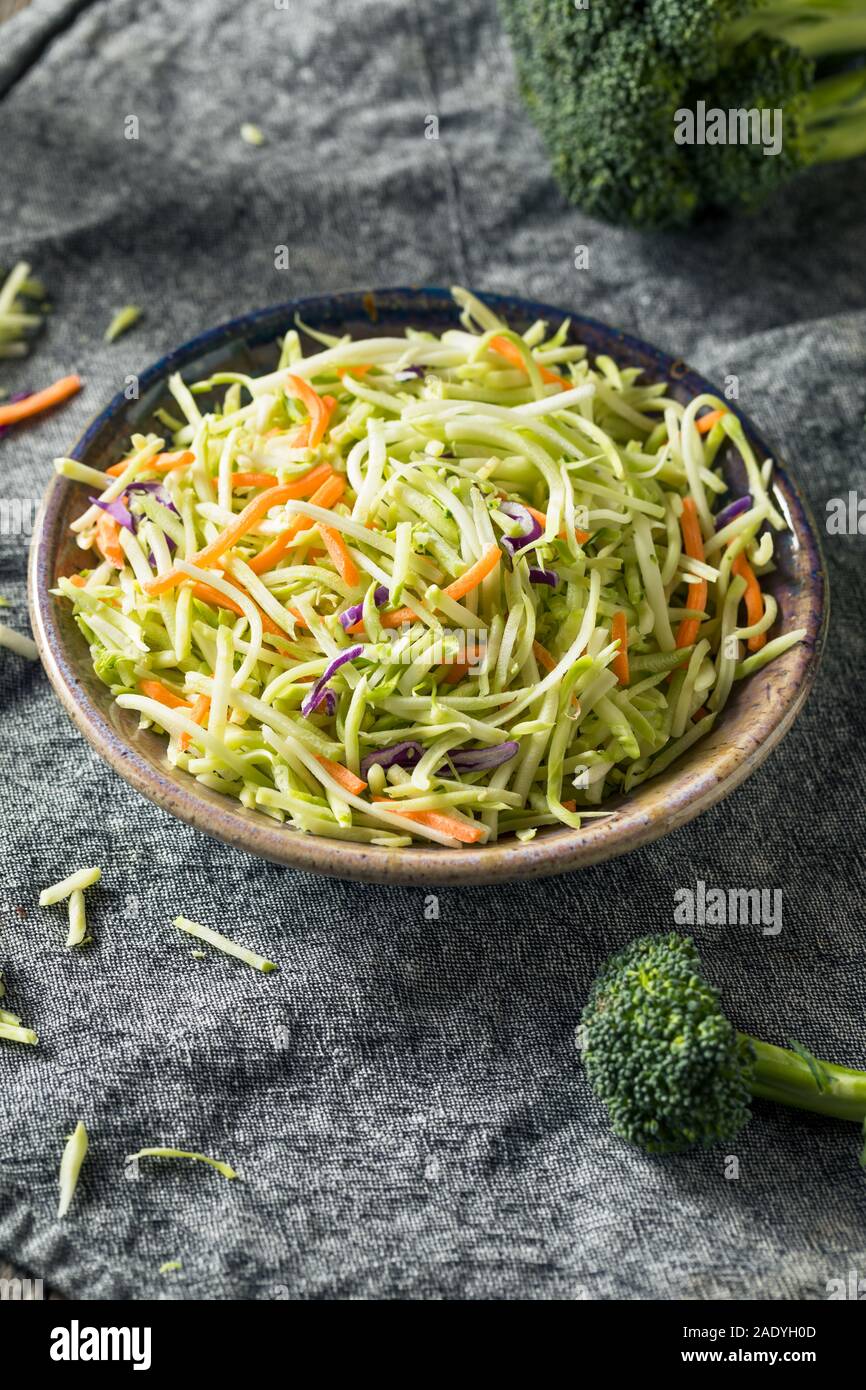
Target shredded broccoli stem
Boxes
[0,1021,38,1045]
[104,304,142,343]
[57,1121,89,1218]
[0,260,46,357]
[56,289,805,846]
[66,889,88,948]
[39,866,101,907]
[127,1147,238,1180]
[173,916,278,972]
[0,622,38,660]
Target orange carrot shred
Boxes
[611,611,629,685]
[106,450,193,478]
[674,497,708,653]
[488,335,571,390]
[373,800,485,844]
[230,471,279,490]
[696,408,727,435]
[315,755,367,797]
[522,502,591,546]
[731,551,767,652]
[442,544,501,602]
[373,545,501,630]
[337,365,373,380]
[247,471,345,575]
[179,694,211,752]
[95,511,125,568]
[320,525,359,587]
[0,374,81,428]
[138,679,191,710]
[284,375,330,449]
[186,581,284,638]
[532,640,580,707]
[144,465,333,595]
[532,639,557,673]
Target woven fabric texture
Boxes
[1,0,865,1300]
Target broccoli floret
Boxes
[543,27,701,230]
[688,36,814,213]
[499,0,866,227]
[582,934,866,1161]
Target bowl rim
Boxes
[28,285,829,885]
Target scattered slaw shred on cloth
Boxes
[54,287,804,849]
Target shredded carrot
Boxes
[443,662,470,684]
[731,551,767,652]
[106,450,194,478]
[315,755,367,797]
[95,511,125,568]
[611,611,629,685]
[179,694,211,752]
[692,706,709,722]
[0,373,81,427]
[443,544,501,602]
[562,800,577,813]
[373,799,485,844]
[488,335,571,391]
[336,365,373,380]
[187,581,283,638]
[522,501,591,546]
[696,408,727,435]
[248,471,345,575]
[292,393,336,448]
[678,495,704,560]
[230,472,279,490]
[675,497,708,651]
[138,681,213,752]
[138,679,191,710]
[675,602,706,653]
[144,466,332,595]
[532,639,557,674]
[376,545,501,630]
[284,377,331,449]
[531,640,580,708]
[150,450,195,473]
[68,574,87,588]
[320,525,359,587]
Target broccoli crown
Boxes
[581,933,753,1154]
[513,22,702,228]
[650,0,755,76]
[498,0,866,227]
[690,36,814,209]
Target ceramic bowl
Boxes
[28,287,828,884]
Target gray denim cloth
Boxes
[1,0,865,1302]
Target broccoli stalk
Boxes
[498,0,866,227]
[748,1036,866,1122]
[727,0,866,61]
[581,934,866,1162]
[802,64,866,163]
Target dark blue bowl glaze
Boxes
[29,288,828,885]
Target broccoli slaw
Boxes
[54,287,805,849]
